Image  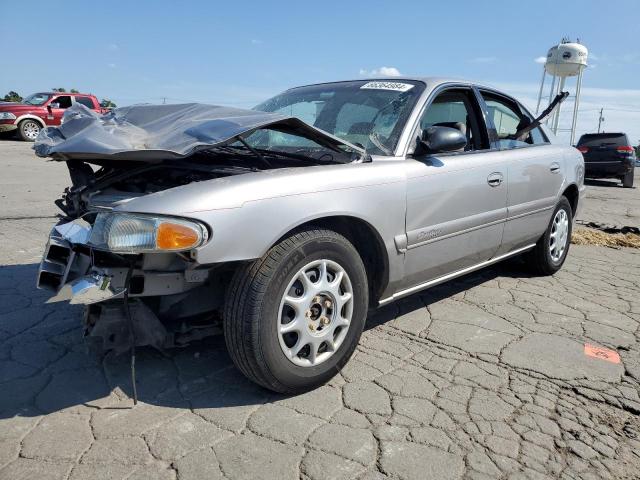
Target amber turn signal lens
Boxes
[156,222,201,250]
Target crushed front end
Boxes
[33,102,363,363]
[37,212,229,358]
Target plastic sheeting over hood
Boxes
[34,103,365,162]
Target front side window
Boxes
[417,89,488,152]
[255,80,425,155]
[481,92,547,149]
[52,96,72,109]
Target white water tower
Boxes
[535,38,588,144]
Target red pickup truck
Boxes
[0,92,107,141]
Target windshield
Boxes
[254,80,425,155]
[23,93,53,106]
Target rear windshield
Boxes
[577,133,628,147]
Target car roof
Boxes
[37,92,93,96]
[579,132,627,137]
[286,76,495,92]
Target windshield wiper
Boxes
[256,147,341,164]
[234,135,273,168]
[204,143,273,169]
[219,144,343,165]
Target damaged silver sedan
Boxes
[35,78,585,394]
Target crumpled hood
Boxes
[34,103,364,162]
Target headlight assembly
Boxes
[0,112,17,120]
[88,213,208,254]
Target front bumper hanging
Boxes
[37,219,125,305]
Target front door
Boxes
[402,87,508,289]
[47,95,73,125]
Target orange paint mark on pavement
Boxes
[584,344,621,364]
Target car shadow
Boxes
[0,257,532,419]
[585,178,621,188]
[0,132,18,141]
[365,256,531,330]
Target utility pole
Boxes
[597,108,604,133]
[162,97,166,104]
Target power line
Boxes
[597,108,604,133]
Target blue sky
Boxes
[1,0,639,143]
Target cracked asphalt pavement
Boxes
[1,140,639,480]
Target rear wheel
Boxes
[622,170,634,188]
[223,228,368,393]
[17,119,41,142]
[524,197,572,276]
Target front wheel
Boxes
[17,119,42,142]
[524,197,573,276]
[224,228,368,393]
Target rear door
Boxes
[74,95,98,111]
[401,86,507,288]
[477,90,565,254]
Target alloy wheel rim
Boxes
[278,259,354,367]
[549,209,569,262]
[24,121,40,140]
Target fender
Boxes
[14,114,46,128]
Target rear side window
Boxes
[480,91,547,149]
[75,96,95,109]
[577,133,628,147]
[529,126,547,145]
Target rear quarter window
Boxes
[75,96,95,109]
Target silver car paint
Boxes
[402,149,508,288]
[95,77,586,303]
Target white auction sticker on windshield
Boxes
[360,81,414,92]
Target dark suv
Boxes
[576,132,635,188]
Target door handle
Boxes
[487,172,503,187]
[550,162,561,173]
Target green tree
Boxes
[70,88,79,93]
[100,99,117,108]
[51,88,66,92]
[2,91,22,102]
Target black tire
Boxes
[223,228,369,394]
[524,197,573,276]
[17,119,42,142]
[622,170,634,188]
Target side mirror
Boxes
[49,103,60,109]
[416,126,466,155]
